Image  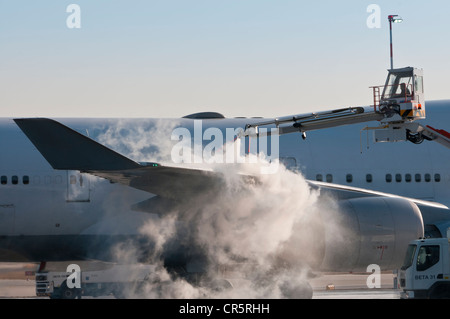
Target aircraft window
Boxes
[385,174,392,183]
[395,174,402,183]
[415,174,421,182]
[434,174,441,182]
[1,176,6,185]
[425,174,431,183]
[366,174,373,183]
[346,174,353,183]
[70,175,77,185]
[12,176,18,185]
[23,176,30,185]
[405,174,412,183]
[316,174,323,182]
[326,174,333,183]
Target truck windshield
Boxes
[383,72,413,99]
[416,245,440,271]
[401,244,417,270]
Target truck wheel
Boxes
[428,284,450,299]
[60,281,82,299]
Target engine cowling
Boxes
[318,196,424,272]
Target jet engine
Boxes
[320,196,424,271]
[277,196,424,273]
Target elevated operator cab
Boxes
[377,67,425,122]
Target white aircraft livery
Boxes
[1,97,449,294]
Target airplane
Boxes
[0,69,449,298]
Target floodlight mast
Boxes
[388,15,403,70]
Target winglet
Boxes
[14,118,141,171]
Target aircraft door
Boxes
[0,205,15,235]
[67,171,90,202]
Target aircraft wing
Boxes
[14,118,248,200]
[14,118,450,211]
[309,180,449,210]
[88,165,228,200]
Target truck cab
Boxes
[399,237,450,299]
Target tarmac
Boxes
[0,262,401,299]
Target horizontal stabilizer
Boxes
[14,118,141,171]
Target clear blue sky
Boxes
[1,0,449,118]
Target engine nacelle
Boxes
[319,197,424,272]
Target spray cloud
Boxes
[94,120,343,299]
